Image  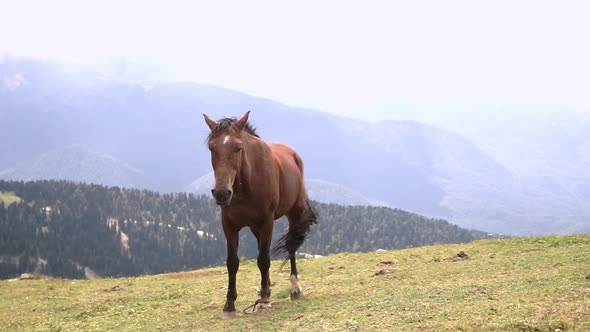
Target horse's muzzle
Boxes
[212,189,233,206]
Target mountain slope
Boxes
[0,180,488,279]
[382,108,590,234]
[0,145,145,188]
[2,235,589,331]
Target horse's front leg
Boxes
[253,221,273,312]
[222,222,240,318]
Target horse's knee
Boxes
[227,254,239,274]
[257,249,270,271]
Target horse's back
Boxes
[268,142,303,170]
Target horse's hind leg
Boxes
[287,241,303,300]
[286,207,306,299]
[274,200,317,300]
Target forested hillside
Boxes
[0,180,488,279]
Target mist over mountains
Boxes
[2,58,589,235]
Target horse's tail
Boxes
[272,199,318,258]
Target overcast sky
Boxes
[1,0,589,120]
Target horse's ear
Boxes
[235,111,250,131]
[203,114,217,130]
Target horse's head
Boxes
[203,111,250,206]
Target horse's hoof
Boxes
[255,302,272,315]
[222,311,237,319]
[290,290,303,300]
[290,284,303,300]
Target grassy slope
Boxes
[0,191,22,206]
[1,235,589,331]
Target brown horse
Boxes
[203,111,317,318]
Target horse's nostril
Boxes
[212,189,232,202]
[211,189,215,195]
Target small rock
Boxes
[373,269,396,276]
[104,285,123,292]
[456,251,469,259]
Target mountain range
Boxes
[2,58,589,235]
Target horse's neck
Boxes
[236,136,270,193]
[235,136,257,190]
[236,152,250,192]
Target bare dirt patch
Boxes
[103,285,123,292]
[446,251,470,262]
[373,269,396,276]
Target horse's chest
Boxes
[223,202,273,226]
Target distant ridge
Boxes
[186,172,389,207]
[0,145,145,188]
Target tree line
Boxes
[0,180,489,279]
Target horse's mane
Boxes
[207,117,260,140]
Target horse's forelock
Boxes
[207,117,259,140]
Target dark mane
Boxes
[207,117,260,140]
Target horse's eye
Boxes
[234,145,242,153]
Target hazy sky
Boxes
[1,0,589,120]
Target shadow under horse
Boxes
[203,111,318,318]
